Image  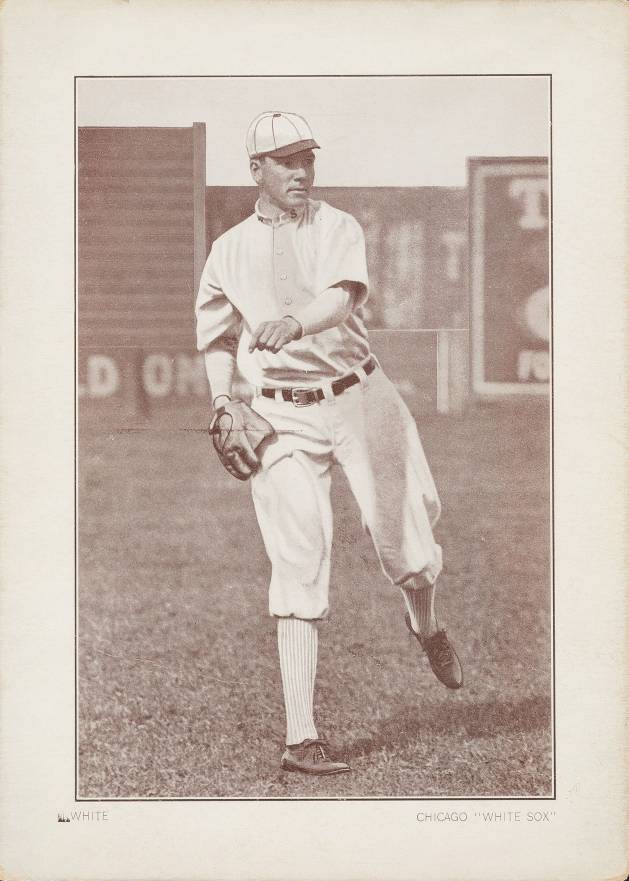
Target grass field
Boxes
[78,397,552,799]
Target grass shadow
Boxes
[345,694,551,760]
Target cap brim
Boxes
[252,139,320,159]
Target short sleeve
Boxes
[316,207,369,306]
[195,242,241,351]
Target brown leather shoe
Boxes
[281,739,350,775]
[405,613,464,689]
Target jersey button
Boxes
[276,248,284,255]
[279,272,288,280]
[284,297,292,305]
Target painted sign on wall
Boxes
[77,328,466,424]
[469,158,550,395]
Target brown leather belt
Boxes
[260,357,376,407]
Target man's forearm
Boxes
[288,283,355,338]
[204,342,237,406]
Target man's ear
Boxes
[250,157,263,185]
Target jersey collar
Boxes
[255,199,309,227]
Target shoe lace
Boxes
[311,740,330,763]
[431,631,454,669]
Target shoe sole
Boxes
[280,759,351,775]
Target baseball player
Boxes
[196,111,463,776]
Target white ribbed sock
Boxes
[277,617,319,746]
[400,578,438,638]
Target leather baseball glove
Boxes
[208,399,275,481]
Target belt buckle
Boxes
[291,387,316,407]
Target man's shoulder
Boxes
[311,200,363,239]
[311,199,357,222]
[212,212,258,249]
[311,199,360,226]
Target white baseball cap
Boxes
[246,111,320,159]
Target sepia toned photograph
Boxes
[76,74,552,800]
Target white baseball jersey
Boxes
[195,199,371,386]
[196,197,443,619]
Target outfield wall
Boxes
[78,329,468,429]
[78,125,472,426]
[77,125,549,427]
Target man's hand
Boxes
[209,400,276,481]
[249,316,302,353]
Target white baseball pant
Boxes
[250,363,442,620]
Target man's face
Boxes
[251,150,316,212]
